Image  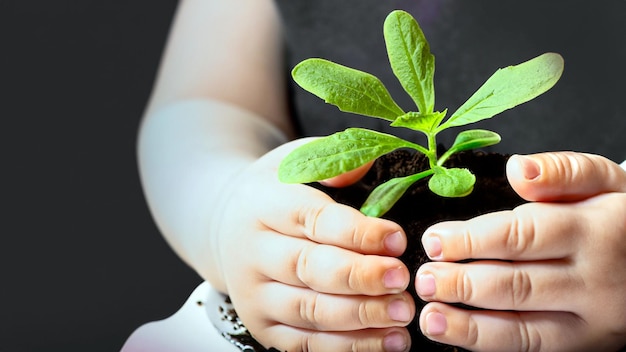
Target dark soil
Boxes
[225,148,527,352]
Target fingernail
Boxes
[423,235,442,260]
[384,231,405,254]
[416,273,436,297]
[388,299,412,322]
[383,331,408,352]
[517,155,540,181]
[426,312,447,336]
[383,267,407,290]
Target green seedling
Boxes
[278,10,564,217]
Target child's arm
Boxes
[137,1,415,350]
[138,0,291,294]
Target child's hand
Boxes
[416,152,626,351]
[211,139,416,352]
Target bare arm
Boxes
[145,0,291,131]
[138,0,292,292]
[138,2,416,350]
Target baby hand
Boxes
[416,152,626,351]
[212,139,416,352]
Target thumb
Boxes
[319,161,374,188]
[506,152,626,202]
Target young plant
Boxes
[278,10,564,217]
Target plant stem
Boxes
[426,132,438,168]
[437,149,454,166]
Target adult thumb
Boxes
[506,152,626,202]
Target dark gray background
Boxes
[1,2,200,351]
[277,0,626,161]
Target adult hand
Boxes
[212,139,416,352]
[416,152,626,351]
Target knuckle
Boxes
[300,202,328,240]
[506,207,537,256]
[295,243,368,294]
[347,258,386,295]
[351,226,364,250]
[546,152,579,184]
[465,315,479,347]
[303,202,364,249]
[356,300,373,327]
[298,292,325,330]
[546,152,603,187]
[346,260,363,292]
[509,268,533,308]
[298,334,313,352]
[515,313,542,352]
[462,227,476,258]
[295,245,316,288]
[543,152,626,195]
[456,269,475,303]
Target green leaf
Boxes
[360,170,434,217]
[442,53,564,129]
[390,110,447,133]
[391,109,448,134]
[278,128,413,183]
[292,58,405,121]
[384,10,435,114]
[428,167,476,197]
[438,129,501,165]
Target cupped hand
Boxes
[211,139,415,352]
[416,152,626,351]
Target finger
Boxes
[258,283,415,331]
[261,325,411,352]
[418,302,614,352]
[256,231,410,295]
[507,152,626,202]
[255,179,406,257]
[252,139,406,256]
[421,202,582,262]
[416,260,577,312]
[319,161,375,188]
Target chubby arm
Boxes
[144,0,291,129]
[138,101,287,291]
[137,0,291,291]
[137,2,416,350]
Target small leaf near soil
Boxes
[438,129,501,165]
[360,169,434,217]
[428,167,476,197]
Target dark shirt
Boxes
[276,0,626,162]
